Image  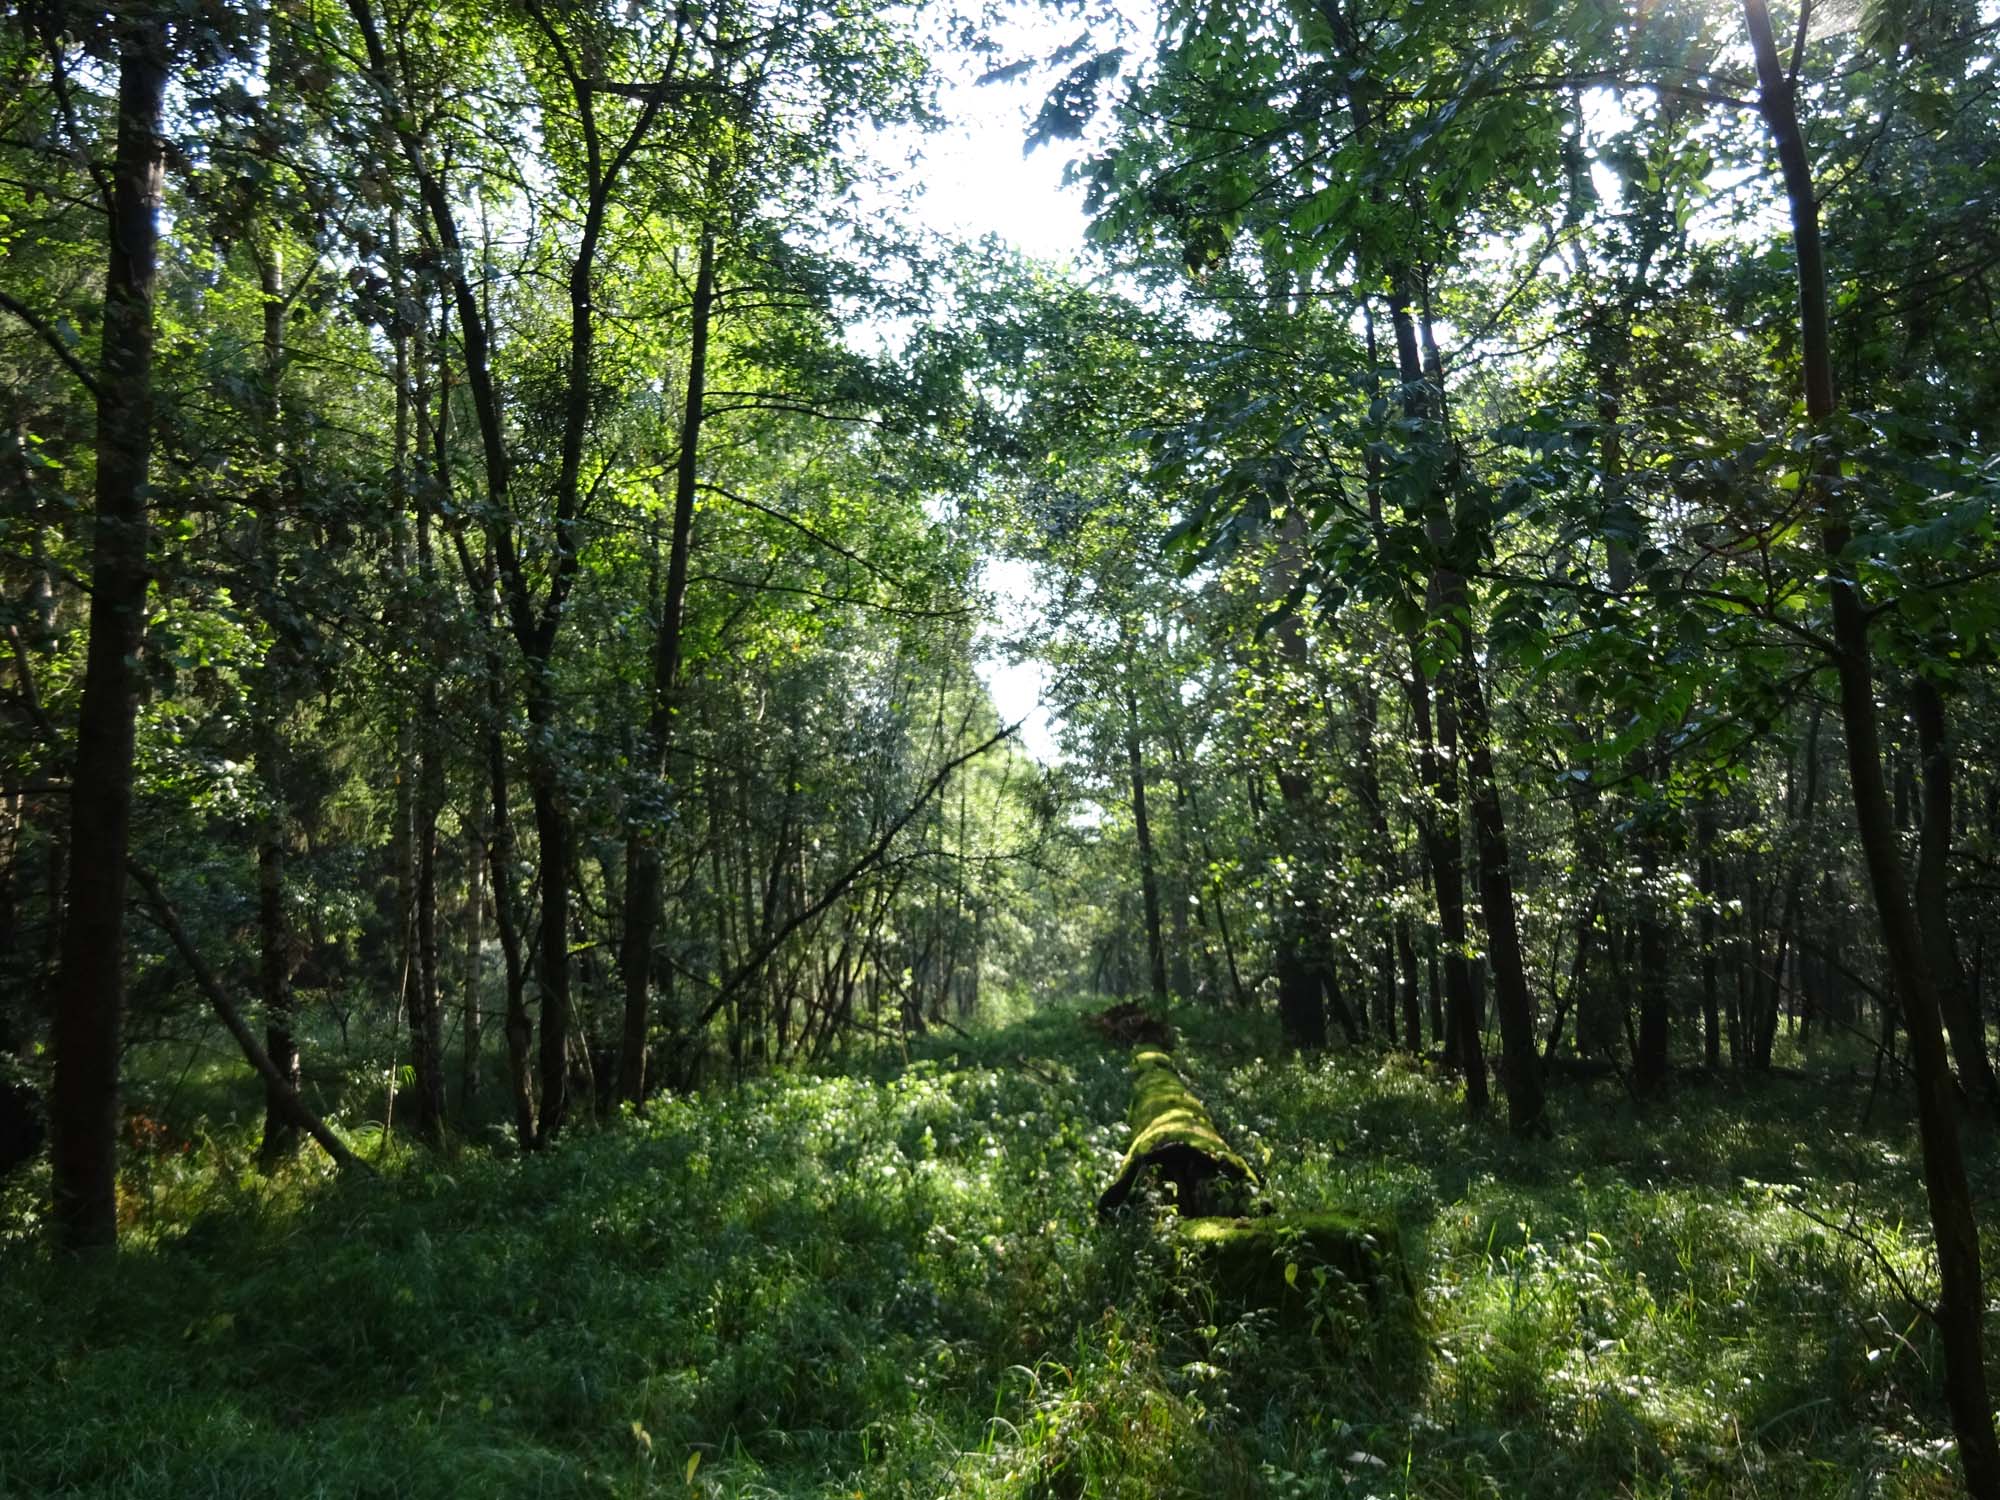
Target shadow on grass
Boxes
[1,994,1986,1498]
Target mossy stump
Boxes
[1097,1049,1255,1218]
[1178,1213,1417,1351]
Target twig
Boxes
[1788,1195,1934,1322]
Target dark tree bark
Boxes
[49,17,168,1252]
[529,722,572,1142]
[1633,822,1672,1097]
[1456,648,1546,1132]
[1395,916,1422,1054]
[1403,285,1541,1129]
[1380,277,1483,1102]
[1913,677,1998,1118]
[388,283,447,1146]
[1743,4,1998,1489]
[1400,645,1480,1098]
[1262,518,1344,1048]
[1696,801,1722,1070]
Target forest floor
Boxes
[1,998,1992,1499]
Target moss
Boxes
[1178,1213,1416,1335]
[1097,1053,1255,1217]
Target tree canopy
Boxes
[5,0,2000,1493]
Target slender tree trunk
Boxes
[529,711,571,1145]
[1456,651,1545,1132]
[393,309,447,1145]
[1633,823,1672,1096]
[1168,724,1248,1007]
[462,806,486,1109]
[618,225,714,1106]
[1329,25,1472,1079]
[1696,802,1722,1070]
[125,865,365,1176]
[407,501,446,1143]
[1913,677,1998,1118]
[1402,651,1480,1098]
[387,229,415,1138]
[1383,279,1481,1101]
[1354,678,1422,1054]
[252,245,300,1168]
[1395,916,1422,1053]
[1124,673,1170,1009]
[49,18,168,1252]
[1406,285,1539,1125]
[485,627,535,1150]
[1744,5,1998,1488]
[254,741,297,1163]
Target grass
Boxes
[1,994,1992,1497]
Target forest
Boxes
[3,0,2000,1494]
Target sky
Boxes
[894,34,1102,762]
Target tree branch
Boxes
[128,862,372,1175]
[0,290,101,400]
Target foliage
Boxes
[0,998,1984,1497]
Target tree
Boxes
[1740,0,1998,1486]
[48,9,170,1253]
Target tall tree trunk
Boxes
[1408,285,1540,1127]
[1633,819,1672,1096]
[484,623,535,1150]
[1382,278,1481,1102]
[1744,5,1998,1489]
[529,710,571,1145]
[1166,722,1248,1006]
[461,806,486,1110]
[407,497,446,1143]
[618,225,714,1106]
[1456,650,1546,1132]
[49,17,168,1252]
[252,241,299,1168]
[387,228,415,1139]
[1401,648,1480,1099]
[1123,672,1170,1009]
[254,721,296,1163]
[1696,801,1722,1070]
[1913,678,1998,1117]
[1263,516,1348,1048]
[1327,10,1471,1079]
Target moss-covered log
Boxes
[1180,1213,1410,1309]
[1096,1049,1255,1217]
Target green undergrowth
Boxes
[1,996,1993,1497]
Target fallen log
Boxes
[1096,1048,1254,1217]
[1177,1213,1416,1345]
